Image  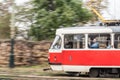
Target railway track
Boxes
[1,74,120,80]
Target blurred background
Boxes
[0,0,119,67]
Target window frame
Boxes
[114,33,120,49]
[50,35,62,50]
[64,34,85,49]
[88,33,111,49]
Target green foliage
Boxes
[30,0,93,40]
[0,13,11,39]
[0,1,11,39]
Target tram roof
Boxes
[56,26,120,35]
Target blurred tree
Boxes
[15,1,34,40]
[29,0,93,41]
[0,1,12,39]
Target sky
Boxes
[107,0,120,20]
[15,0,29,5]
[83,0,120,20]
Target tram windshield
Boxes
[50,35,62,49]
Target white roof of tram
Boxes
[56,26,120,35]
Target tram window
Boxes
[88,34,111,49]
[114,34,120,49]
[64,34,85,49]
[50,36,62,49]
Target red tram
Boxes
[48,26,120,77]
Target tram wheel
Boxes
[89,69,99,77]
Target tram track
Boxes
[0,67,120,80]
[1,74,120,80]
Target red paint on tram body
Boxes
[49,50,120,66]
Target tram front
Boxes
[48,35,63,71]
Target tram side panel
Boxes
[62,50,120,72]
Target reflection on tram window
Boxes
[64,34,85,49]
[88,34,111,49]
[50,36,62,49]
[114,34,120,49]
